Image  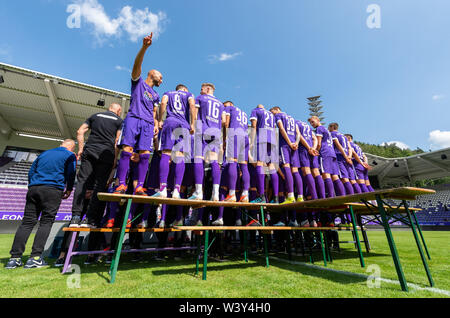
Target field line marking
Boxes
[267,256,450,296]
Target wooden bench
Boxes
[70,187,434,292]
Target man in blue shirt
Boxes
[6,140,77,269]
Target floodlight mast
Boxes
[307,95,325,123]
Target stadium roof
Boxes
[367,148,450,187]
[0,62,131,141]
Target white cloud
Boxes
[429,130,450,150]
[115,65,131,73]
[381,141,410,150]
[432,94,445,101]
[71,0,167,44]
[0,46,12,62]
[208,52,242,64]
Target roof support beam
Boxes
[403,158,412,184]
[0,113,13,138]
[44,78,73,139]
[377,161,396,185]
[417,156,450,173]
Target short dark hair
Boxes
[270,106,281,112]
[344,134,353,140]
[223,101,234,106]
[176,84,187,91]
[329,122,339,130]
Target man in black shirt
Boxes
[70,103,123,228]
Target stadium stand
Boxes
[0,160,32,185]
[0,157,13,168]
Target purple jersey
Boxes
[163,90,195,128]
[195,94,225,133]
[226,105,248,131]
[275,112,296,146]
[249,107,275,143]
[315,125,336,158]
[351,141,364,164]
[331,131,350,160]
[296,120,314,148]
[128,78,160,124]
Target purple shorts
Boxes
[337,159,349,179]
[118,115,154,151]
[225,135,249,163]
[355,164,369,181]
[298,148,319,169]
[280,145,300,167]
[320,156,339,176]
[255,142,274,163]
[159,119,191,153]
[347,164,356,181]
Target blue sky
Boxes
[1,0,449,151]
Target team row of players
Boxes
[106,82,373,227]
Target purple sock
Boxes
[142,204,151,221]
[159,153,171,191]
[270,170,280,197]
[239,163,250,191]
[315,175,326,199]
[194,162,204,186]
[256,166,265,197]
[210,160,220,186]
[343,181,354,195]
[116,151,132,186]
[352,182,362,194]
[228,162,238,191]
[333,179,346,196]
[367,185,375,192]
[281,168,293,194]
[293,171,303,196]
[360,183,369,193]
[305,174,318,199]
[174,160,185,191]
[197,208,204,222]
[218,188,227,219]
[175,192,186,221]
[137,153,150,188]
[324,178,335,197]
[161,204,167,221]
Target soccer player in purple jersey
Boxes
[223,101,250,203]
[189,83,228,201]
[152,84,196,200]
[249,104,279,203]
[270,107,303,205]
[114,33,162,196]
[345,134,374,192]
[308,116,346,199]
[296,119,320,227]
[328,123,355,196]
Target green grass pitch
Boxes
[0,230,448,298]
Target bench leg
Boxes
[349,206,365,268]
[319,231,327,266]
[260,206,269,268]
[412,211,431,260]
[202,230,209,281]
[109,198,132,284]
[358,215,371,253]
[61,231,77,274]
[404,201,434,287]
[324,232,332,263]
[376,195,408,292]
[195,233,201,275]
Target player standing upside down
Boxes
[152,84,196,199]
[189,83,227,201]
[114,33,163,196]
